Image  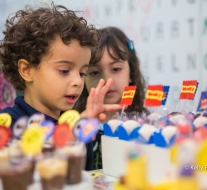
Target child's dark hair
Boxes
[0,3,100,91]
[74,26,148,114]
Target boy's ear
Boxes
[18,59,33,82]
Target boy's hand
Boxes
[81,78,124,121]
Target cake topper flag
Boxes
[144,85,164,107]
[53,123,71,147]
[0,113,12,128]
[40,120,55,141]
[0,126,11,148]
[179,80,198,100]
[58,110,80,129]
[161,86,170,106]
[73,118,99,143]
[13,116,28,139]
[120,86,137,105]
[197,91,207,111]
[20,125,44,155]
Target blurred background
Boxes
[0,0,207,111]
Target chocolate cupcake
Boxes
[42,142,55,155]
[0,158,32,190]
[36,157,67,190]
[57,142,86,184]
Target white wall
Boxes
[0,0,207,111]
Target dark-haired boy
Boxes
[0,3,122,170]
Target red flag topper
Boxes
[144,85,163,107]
[120,86,137,105]
[53,123,71,147]
[179,80,198,100]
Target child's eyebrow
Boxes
[53,60,89,68]
[109,60,124,65]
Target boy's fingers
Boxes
[98,113,106,121]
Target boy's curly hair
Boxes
[0,3,100,91]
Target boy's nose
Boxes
[71,74,82,87]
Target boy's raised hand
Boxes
[81,78,124,121]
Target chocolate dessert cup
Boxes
[36,157,67,190]
[0,159,32,190]
[57,142,86,184]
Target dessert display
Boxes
[2,81,207,190]
[0,110,97,190]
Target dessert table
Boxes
[0,170,118,190]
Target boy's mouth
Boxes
[65,94,79,104]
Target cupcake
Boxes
[36,157,67,190]
[0,156,32,190]
[57,142,86,184]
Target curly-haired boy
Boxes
[0,3,123,170]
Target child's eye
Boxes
[80,73,87,77]
[59,70,69,74]
[88,71,99,76]
[112,68,122,72]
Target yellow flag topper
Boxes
[58,110,80,129]
[20,124,44,155]
[0,113,12,128]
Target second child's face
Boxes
[85,47,131,104]
[30,37,91,117]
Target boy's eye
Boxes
[112,68,122,72]
[88,71,99,76]
[59,70,69,74]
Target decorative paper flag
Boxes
[40,120,55,141]
[179,80,198,100]
[58,110,80,128]
[162,86,170,106]
[0,126,11,148]
[20,125,44,155]
[120,86,137,105]
[53,123,71,147]
[27,113,45,126]
[0,113,12,128]
[197,91,207,111]
[13,116,28,139]
[73,118,99,143]
[144,85,163,107]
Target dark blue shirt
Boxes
[0,96,93,171]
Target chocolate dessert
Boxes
[42,142,55,155]
[57,142,86,184]
[0,159,32,190]
[36,157,67,190]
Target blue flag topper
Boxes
[197,91,207,112]
[161,86,170,106]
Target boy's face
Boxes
[85,47,131,105]
[29,37,91,118]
